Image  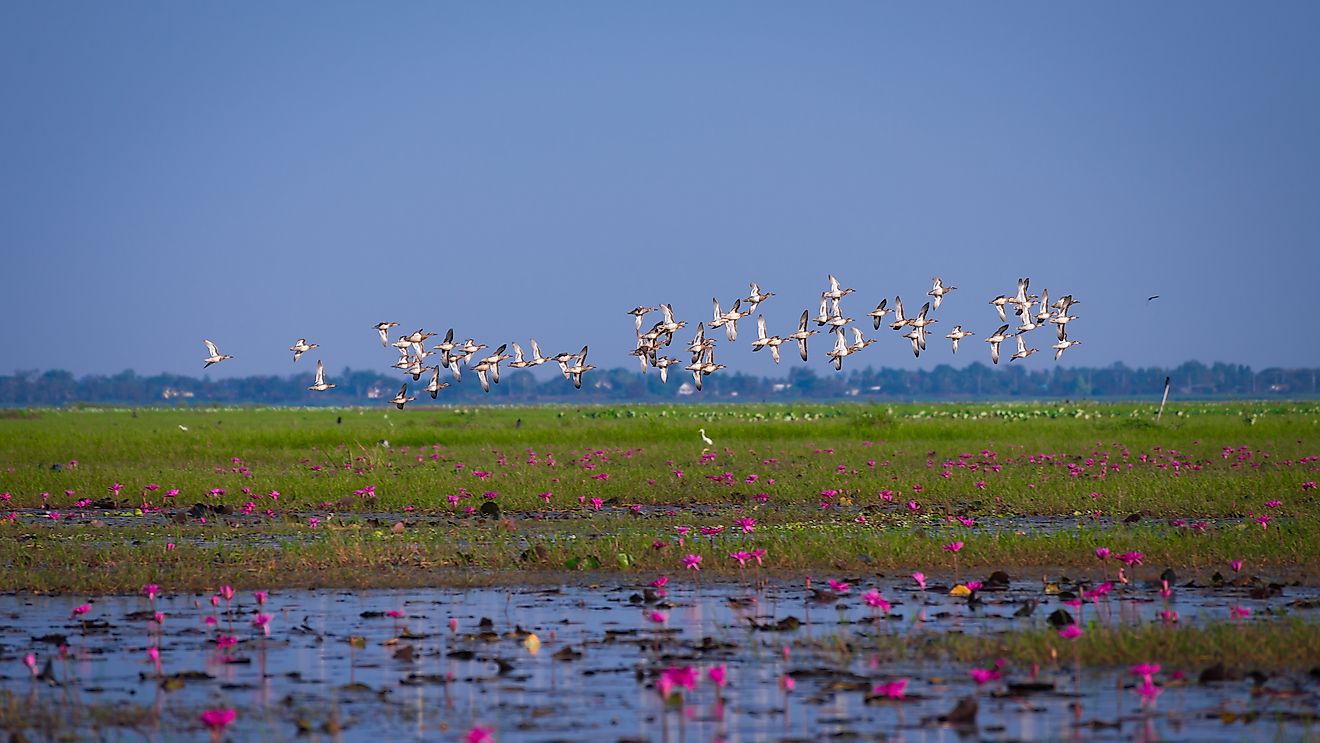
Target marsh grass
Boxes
[857,619,1320,671]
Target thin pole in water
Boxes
[1156,376,1171,421]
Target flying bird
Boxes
[374,322,399,347]
[289,338,317,362]
[307,360,336,391]
[202,340,233,368]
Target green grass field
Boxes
[1,401,1316,591]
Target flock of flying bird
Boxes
[199,275,1080,406]
[627,275,1082,391]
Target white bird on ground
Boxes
[290,338,317,362]
[202,340,233,368]
[308,360,336,391]
[699,428,714,447]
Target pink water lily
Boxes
[682,554,703,571]
[199,708,236,734]
[912,572,927,590]
[873,678,908,699]
[1058,624,1083,640]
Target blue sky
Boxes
[2,2,1317,379]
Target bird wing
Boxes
[757,314,767,339]
[204,339,219,356]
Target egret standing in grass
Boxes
[699,428,713,453]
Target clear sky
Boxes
[2,2,1317,380]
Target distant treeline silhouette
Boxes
[2,362,1316,406]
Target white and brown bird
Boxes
[711,298,750,341]
[290,338,317,362]
[1009,332,1038,362]
[848,326,875,354]
[888,296,913,331]
[822,274,854,301]
[424,365,450,398]
[826,328,853,370]
[787,310,819,361]
[868,299,892,330]
[627,306,657,332]
[745,282,774,310]
[985,324,1012,365]
[564,346,595,389]
[928,277,956,310]
[202,339,233,368]
[988,295,1012,322]
[751,315,786,363]
[307,359,336,391]
[1052,337,1081,361]
[390,384,415,410]
[945,325,974,353]
[654,356,680,384]
[374,322,399,347]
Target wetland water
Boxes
[3,577,1317,742]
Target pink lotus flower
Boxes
[1230,606,1251,619]
[912,572,926,590]
[1094,547,1111,561]
[1058,624,1083,640]
[1129,663,1160,678]
[219,585,235,601]
[1115,551,1144,566]
[647,611,666,623]
[1230,559,1243,573]
[682,554,703,571]
[142,584,160,600]
[826,579,851,594]
[943,541,964,554]
[466,725,494,743]
[199,708,236,733]
[970,667,1000,685]
[658,665,698,698]
[651,575,670,588]
[71,604,90,619]
[708,664,727,688]
[873,678,907,699]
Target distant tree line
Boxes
[1,361,1316,406]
